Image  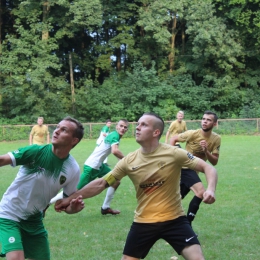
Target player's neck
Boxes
[140,141,159,154]
[200,129,212,138]
[52,146,70,159]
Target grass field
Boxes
[0,136,260,259]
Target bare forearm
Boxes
[76,179,107,199]
[113,150,124,160]
[205,151,219,166]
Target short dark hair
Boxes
[118,119,129,125]
[143,112,165,139]
[204,111,218,122]
[106,119,112,123]
[63,116,84,142]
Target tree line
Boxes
[0,0,259,124]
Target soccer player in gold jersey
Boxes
[170,111,221,226]
[55,112,218,260]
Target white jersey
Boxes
[85,131,121,169]
[96,125,110,145]
[0,144,80,222]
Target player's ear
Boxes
[153,129,161,138]
[72,137,79,147]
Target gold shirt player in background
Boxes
[165,111,187,145]
[29,117,50,145]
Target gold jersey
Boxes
[168,120,187,137]
[178,129,221,161]
[110,143,199,223]
[30,125,49,145]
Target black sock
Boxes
[180,183,190,199]
[187,196,202,225]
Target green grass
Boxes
[0,136,260,259]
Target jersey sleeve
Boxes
[212,136,221,154]
[30,126,36,136]
[175,148,199,170]
[63,162,80,197]
[177,130,194,143]
[110,158,128,180]
[105,132,120,146]
[10,145,39,166]
[168,122,175,133]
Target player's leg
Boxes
[100,164,120,215]
[180,169,205,225]
[188,182,205,225]
[20,218,50,260]
[122,222,159,259]
[0,218,25,260]
[162,216,203,260]
[77,165,99,190]
[181,245,204,260]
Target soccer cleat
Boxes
[101,207,120,215]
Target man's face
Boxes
[177,113,184,122]
[52,120,79,148]
[37,118,44,126]
[116,120,128,136]
[135,115,155,144]
[106,122,112,127]
[201,114,216,132]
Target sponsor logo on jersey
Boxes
[59,175,67,185]
[140,179,165,195]
[158,161,166,169]
[187,152,195,160]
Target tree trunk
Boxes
[168,12,177,73]
[69,53,75,113]
[42,2,49,40]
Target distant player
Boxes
[165,111,187,146]
[29,117,50,145]
[170,111,221,226]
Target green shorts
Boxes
[0,217,50,260]
[77,164,111,189]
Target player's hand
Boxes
[55,197,71,212]
[65,196,85,214]
[200,140,208,152]
[202,190,216,204]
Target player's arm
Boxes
[200,140,219,165]
[55,178,109,212]
[111,144,124,159]
[165,131,170,143]
[0,154,12,167]
[29,133,33,145]
[193,159,218,204]
[169,135,179,146]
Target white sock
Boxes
[102,187,115,209]
[50,191,63,204]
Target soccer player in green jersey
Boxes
[0,116,85,260]
[50,119,129,215]
[96,119,112,165]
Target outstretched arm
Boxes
[64,196,85,214]
[0,154,12,167]
[55,178,108,212]
[111,144,124,159]
[169,135,179,146]
[193,159,218,204]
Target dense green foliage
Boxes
[0,0,259,124]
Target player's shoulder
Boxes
[211,131,221,139]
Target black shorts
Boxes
[181,168,201,188]
[123,216,200,259]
